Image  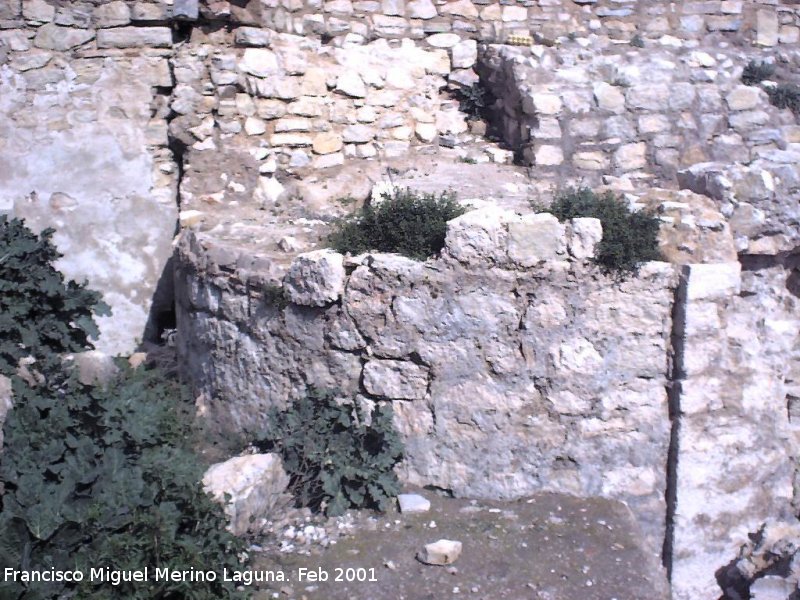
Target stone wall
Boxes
[0,0,178,353]
[204,0,800,48]
[477,43,799,183]
[175,206,679,555]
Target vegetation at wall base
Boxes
[741,60,775,86]
[0,215,109,377]
[329,188,466,260]
[545,187,662,276]
[259,388,403,517]
[0,218,248,600]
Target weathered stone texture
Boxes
[175,220,678,556]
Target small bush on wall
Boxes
[545,187,663,275]
[329,188,465,261]
[741,60,775,86]
[259,388,403,516]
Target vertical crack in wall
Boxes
[663,265,689,579]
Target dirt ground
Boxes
[249,489,670,600]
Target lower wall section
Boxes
[175,209,800,598]
[176,224,678,561]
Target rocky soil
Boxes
[247,489,669,600]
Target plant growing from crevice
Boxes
[630,34,645,48]
[454,82,495,121]
[329,188,466,260]
[257,388,403,516]
[768,83,800,115]
[741,60,775,86]
[541,187,663,276]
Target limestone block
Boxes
[96,27,172,48]
[526,93,562,116]
[533,145,563,166]
[398,493,431,513]
[342,124,374,143]
[34,24,95,51]
[567,218,602,260]
[441,0,478,18]
[452,39,477,69]
[284,250,346,306]
[415,123,437,142]
[407,0,436,19]
[444,206,516,264]
[173,0,199,20]
[313,132,343,154]
[725,86,763,111]
[239,48,279,77]
[363,359,428,400]
[244,117,267,136]
[426,33,460,48]
[573,151,609,170]
[23,0,54,22]
[202,454,290,536]
[372,14,408,36]
[756,9,779,47]
[613,142,647,171]
[234,27,272,47]
[626,84,670,111]
[593,82,625,113]
[336,70,367,98]
[417,540,462,565]
[685,263,741,301]
[93,1,131,27]
[507,213,567,267]
[502,5,527,22]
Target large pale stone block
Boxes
[444,206,516,264]
[756,9,779,47]
[685,263,741,301]
[507,213,566,267]
[203,454,290,536]
[567,218,602,260]
[283,250,346,306]
[363,359,428,400]
[96,27,172,48]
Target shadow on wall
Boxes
[142,255,177,346]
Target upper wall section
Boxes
[201,0,800,48]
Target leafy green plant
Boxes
[0,367,249,600]
[768,83,800,115]
[0,215,109,377]
[329,188,466,260]
[630,34,645,48]
[741,60,775,86]
[259,388,403,516]
[0,218,248,599]
[543,187,662,275]
[455,82,494,121]
[262,284,289,310]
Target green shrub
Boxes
[259,388,403,517]
[329,188,465,260]
[0,218,248,599]
[768,83,800,115]
[630,34,645,48]
[455,82,493,121]
[545,187,662,275]
[741,60,775,86]
[0,215,109,376]
[0,367,249,600]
